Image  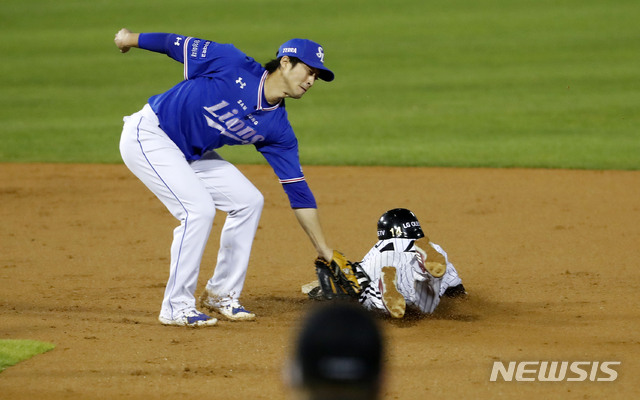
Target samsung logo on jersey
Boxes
[490,361,620,382]
[281,47,297,54]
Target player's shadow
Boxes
[255,289,515,329]
[383,295,478,328]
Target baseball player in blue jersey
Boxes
[114,28,338,327]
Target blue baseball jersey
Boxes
[138,33,316,208]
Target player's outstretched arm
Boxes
[114,28,140,53]
[293,208,333,261]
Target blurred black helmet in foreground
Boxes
[290,302,384,399]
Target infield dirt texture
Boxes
[1,163,639,399]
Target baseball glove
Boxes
[314,251,370,300]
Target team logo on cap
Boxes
[316,47,324,63]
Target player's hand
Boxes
[114,28,135,53]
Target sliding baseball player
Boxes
[359,208,465,318]
[305,208,465,319]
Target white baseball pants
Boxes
[120,104,264,320]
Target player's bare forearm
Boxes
[114,28,140,53]
[293,208,333,261]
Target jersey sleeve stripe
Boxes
[279,177,306,184]
[183,37,192,80]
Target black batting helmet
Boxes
[377,208,424,240]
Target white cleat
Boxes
[158,310,218,327]
[200,291,256,321]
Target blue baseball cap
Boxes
[277,38,335,82]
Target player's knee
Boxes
[239,188,264,213]
[249,191,264,211]
[186,199,216,224]
[198,207,217,223]
[224,187,263,218]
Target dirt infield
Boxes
[1,163,638,399]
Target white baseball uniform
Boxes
[358,238,462,315]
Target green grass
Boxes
[0,340,55,372]
[1,0,638,169]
